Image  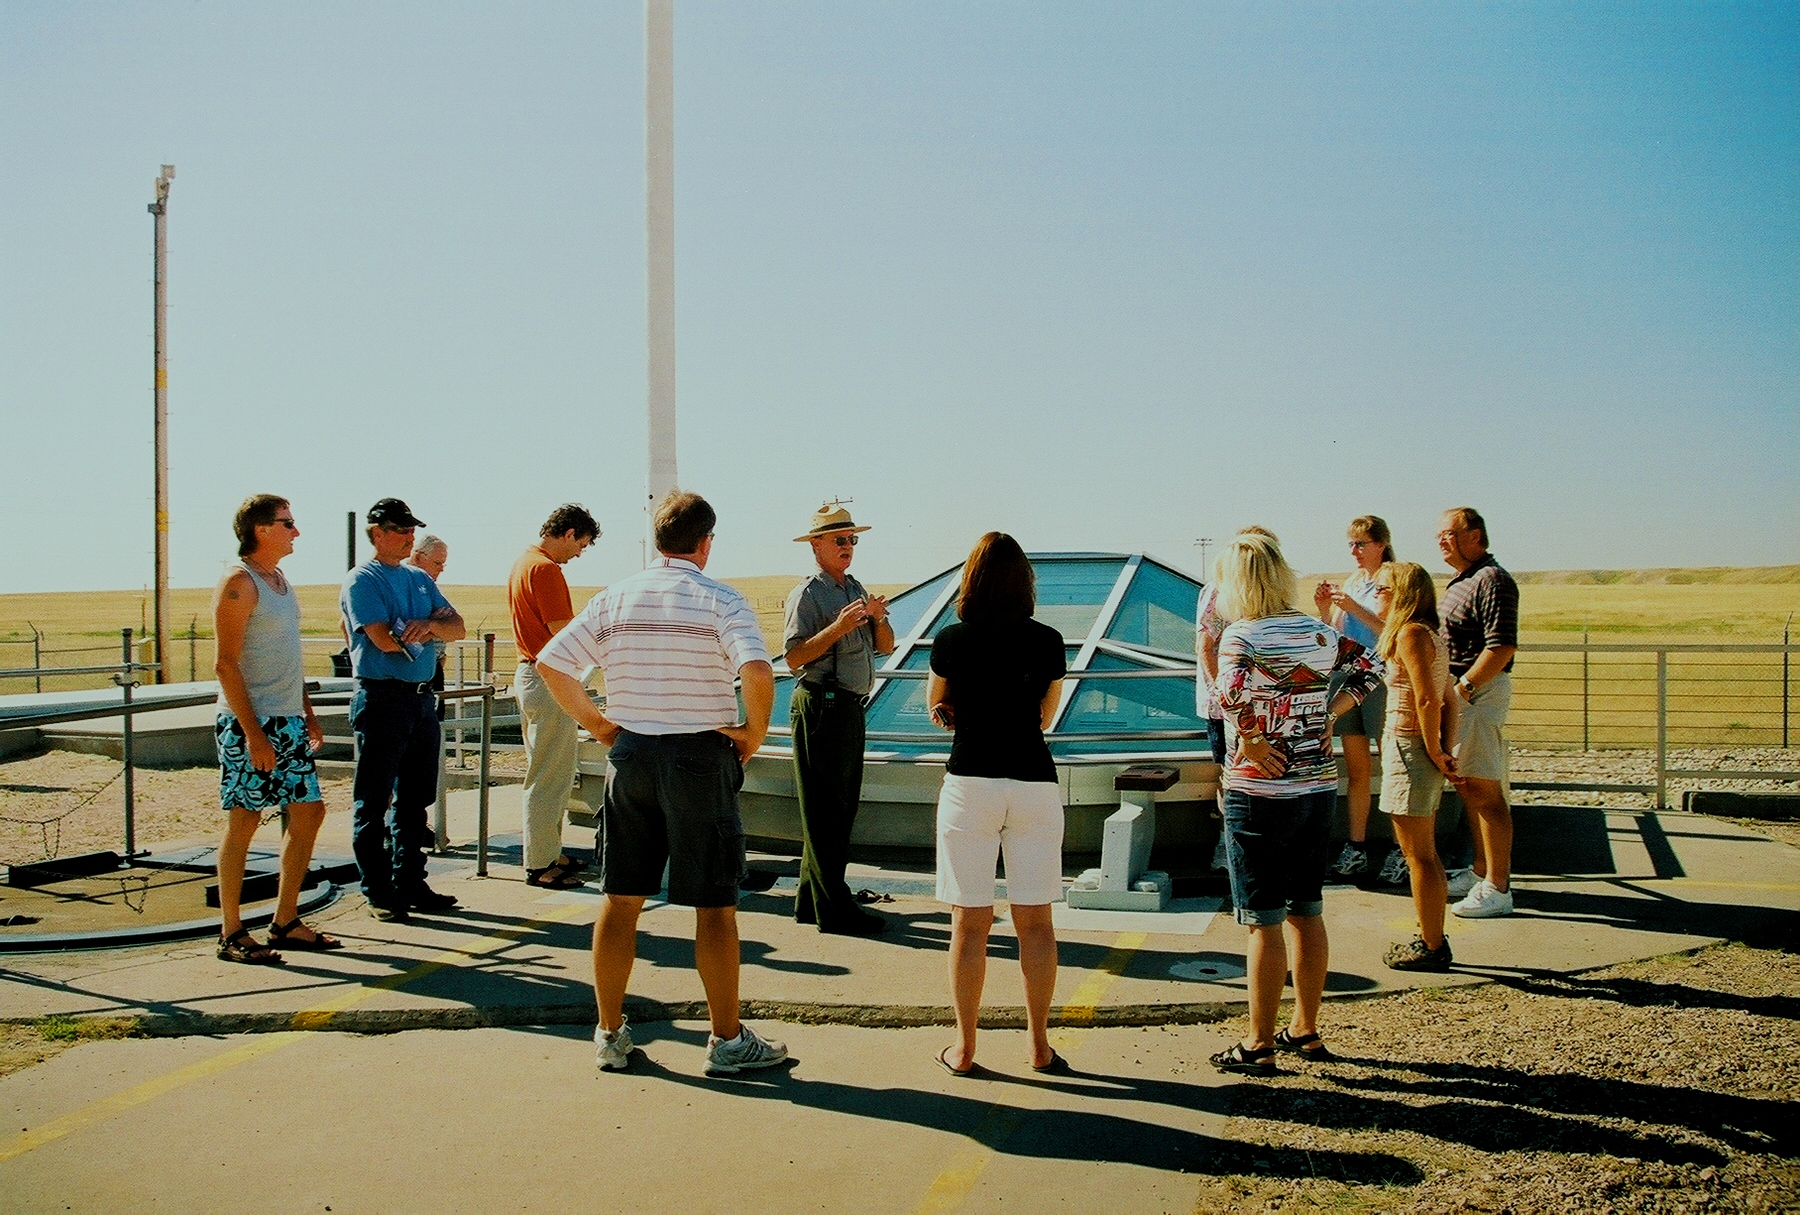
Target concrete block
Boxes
[1099,792,1157,892]
[1066,869,1171,911]
[1683,789,1800,821]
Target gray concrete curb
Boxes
[8,996,1251,1039]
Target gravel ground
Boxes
[1194,942,1800,1213]
[1512,747,1800,810]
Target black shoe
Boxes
[820,912,887,937]
[1384,936,1453,972]
[406,885,460,913]
[368,900,410,923]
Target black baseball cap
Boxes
[367,498,425,528]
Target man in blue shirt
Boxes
[341,498,466,920]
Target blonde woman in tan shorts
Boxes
[1374,562,1460,971]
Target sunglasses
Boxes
[831,535,858,547]
[272,518,298,530]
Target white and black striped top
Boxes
[537,557,770,735]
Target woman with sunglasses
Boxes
[1372,562,1460,970]
[1313,515,1394,884]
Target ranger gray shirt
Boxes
[783,569,877,696]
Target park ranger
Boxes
[782,502,896,935]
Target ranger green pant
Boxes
[790,682,867,928]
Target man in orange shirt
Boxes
[508,504,601,888]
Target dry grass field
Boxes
[5,566,1796,751]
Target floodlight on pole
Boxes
[149,164,175,685]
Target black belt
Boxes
[357,678,434,695]
[799,679,871,708]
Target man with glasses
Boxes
[782,502,895,935]
[341,498,466,921]
[508,504,601,889]
[1437,507,1520,919]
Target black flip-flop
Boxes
[936,1046,977,1077]
[1030,1049,1070,1074]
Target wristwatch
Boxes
[1457,676,1475,698]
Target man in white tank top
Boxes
[212,494,339,963]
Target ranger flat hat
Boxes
[367,497,426,528]
[794,502,871,542]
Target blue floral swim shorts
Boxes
[217,714,323,811]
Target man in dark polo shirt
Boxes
[783,502,895,935]
[1437,507,1520,919]
[341,498,466,921]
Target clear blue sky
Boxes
[2,1,1795,595]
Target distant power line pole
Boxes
[149,165,175,685]
[644,0,678,564]
[1194,537,1214,578]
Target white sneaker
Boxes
[706,1024,789,1075]
[595,1017,634,1071]
[1444,868,1480,900]
[1376,849,1410,886]
[1452,880,1514,919]
[1328,843,1369,879]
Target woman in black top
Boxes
[927,533,1068,1076]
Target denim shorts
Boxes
[600,729,746,908]
[1331,680,1386,742]
[1221,786,1334,926]
[1207,718,1226,765]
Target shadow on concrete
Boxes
[1496,885,1800,952]
[621,1048,1424,1184]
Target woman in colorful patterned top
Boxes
[1210,530,1381,1074]
[1313,515,1393,883]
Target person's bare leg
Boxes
[1011,903,1058,1068]
[273,802,326,929]
[592,894,645,1032]
[1342,736,1373,843]
[1282,914,1330,1040]
[1391,816,1446,947]
[946,904,994,1070]
[1242,923,1288,1051]
[217,808,262,938]
[1462,778,1512,892]
[693,905,742,1040]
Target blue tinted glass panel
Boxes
[862,648,937,747]
[770,675,796,724]
[1105,561,1201,655]
[884,568,959,639]
[1034,558,1128,641]
[1051,652,1208,756]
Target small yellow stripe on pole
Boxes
[909,930,1147,1215]
[0,901,593,1161]
[155,369,166,388]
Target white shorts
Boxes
[1454,672,1512,786]
[935,774,1066,908]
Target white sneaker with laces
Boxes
[1444,868,1480,900]
[706,1024,789,1075]
[1377,849,1410,886]
[595,1017,634,1071]
[1452,880,1514,918]
[1328,843,1369,879]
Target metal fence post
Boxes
[120,628,137,858]
[188,616,198,682]
[1655,649,1668,811]
[31,624,41,693]
[476,684,493,877]
[483,632,495,683]
[1784,613,1792,750]
[454,644,467,767]
[1582,626,1590,752]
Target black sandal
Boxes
[526,865,586,890]
[1273,1028,1333,1061]
[1209,1041,1277,1076]
[218,927,284,965]
[268,919,343,951]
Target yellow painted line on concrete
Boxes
[0,901,593,1162]
[910,930,1148,1215]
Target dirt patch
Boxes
[1195,942,1800,1213]
[0,749,353,868]
[0,1018,139,1080]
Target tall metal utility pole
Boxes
[644,0,678,562]
[149,165,175,684]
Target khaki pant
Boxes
[515,661,580,871]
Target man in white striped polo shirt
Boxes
[536,491,787,1076]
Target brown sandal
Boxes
[268,919,342,951]
[218,927,284,965]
